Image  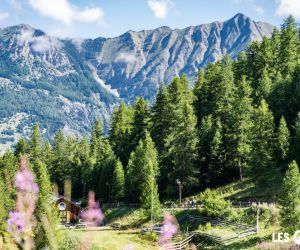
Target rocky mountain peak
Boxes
[0,14,274,153]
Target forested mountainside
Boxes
[0,13,273,153]
[6,15,300,201]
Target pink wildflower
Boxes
[159,213,178,246]
[6,156,39,250]
[6,211,26,233]
[80,191,104,226]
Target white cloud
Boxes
[8,0,22,11]
[276,0,300,18]
[17,30,62,53]
[147,0,173,19]
[115,52,138,64]
[0,11,9,21]
[28,0,105,24]
[254,5,264,14]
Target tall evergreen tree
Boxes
[130,97,149,153]
[41,140,53,167]
[91,118,103,160]
[227,76,254,181]
[151,83,169,154]
[294,112,300,165]
[109,103,134,167]
[30,124,41,159]
[276,116,290,170]
[279,15,298,77]
[165,100,198,192]
[33,160,58,249]
[256,67,272,102]
[279,160,300,233]
[207,118,225,186]
[126,131,159,207]
[95,140,116,201]
[250,100,275,185]
[50,129,67,191]
[15,137,28,157]
[198,115,214,187]
[111,159,125,201]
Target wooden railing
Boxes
[160,233,195,250]
[178,214,257,243]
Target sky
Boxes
[0,0,299,39]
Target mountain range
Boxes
[0,13,273,153]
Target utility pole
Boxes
[176,179,182,206]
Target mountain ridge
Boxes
[0,13,274,153]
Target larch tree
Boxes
[109,103,134,167]
[91,118,103,160]
[279,15,298,77]
[227,76,254,181]
[15,137,28,157]
[279,160,300,233]
[276,116,290,170]
[30,124,42,159]
[111,159,125,201]
[126,131,159,211]
[250,99,276,186]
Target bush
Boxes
[199,189,237,220]
[198,222,212,232]
[59,233,82,250]
[141,232,159,242]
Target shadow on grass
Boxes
[103,207,151,229]
[103,207,135,224]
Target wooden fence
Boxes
[160,233,195,250]
[179,214,257,243]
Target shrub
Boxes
[199,189,236,220]
[141,232,159,242]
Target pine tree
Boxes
[165,100,198,192]
[41,140,53,166]
[246,41,262,86]
[279,15,298,77]
[130,97,149,153]
[227,76,254,181]
[233,52,247,81]
[270,27,280,76]
[109,103,134,167]
[140,159,160,215]
[279,160,300,233]
[207,118,225,185]
[51,129,67,190]
[126,131,159,208]
[150,83,171,194]
[286,64,300,124]
[198,115,214,187]
[95,140,116,201]
[0,175,8,231]
[73,136,93,198]
[15,137,28,157]
[91,118,103,159]
[111,159,125,201]
[151,83,169,154]
[30,124,41,159]
[276,116,290,170]
[250,100,275,185]
[256,68,272,102]
[33,160,58,249]
[294,112,300,165]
